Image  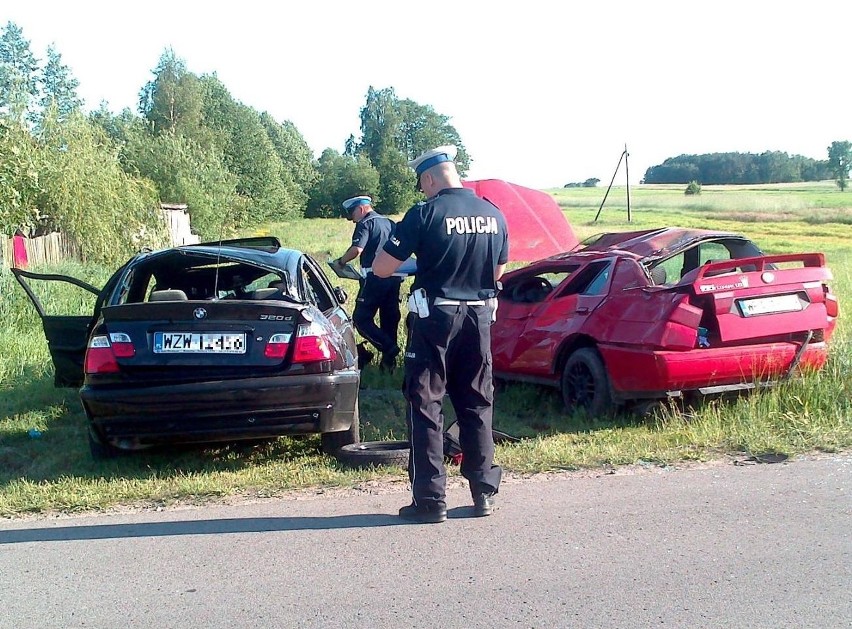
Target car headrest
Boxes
[649,266,667,285]
[250,288,278,300]
[149,289,188,301]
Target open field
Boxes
[1,181,850,517]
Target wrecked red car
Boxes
[491,227,839,414]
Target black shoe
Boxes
[472,492,496,517]
[380,345,400,372]
[356,342,374,369]
[398,501,447,524]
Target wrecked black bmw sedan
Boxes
[13,237,360,458]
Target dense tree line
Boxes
[0,23,467,263]
[4,20,848,265]
[643,152,832,185]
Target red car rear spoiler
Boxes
[683,253,832,293]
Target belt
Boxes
[433,297,486,306]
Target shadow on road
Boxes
[0,513,409,544]
[0,506,488,544]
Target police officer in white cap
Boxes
[333,195,402,371]
[373,146,508,523]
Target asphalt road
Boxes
[1,454,849,629]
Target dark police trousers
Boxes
[403,302,502,505]
[353,274,402,354]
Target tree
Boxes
[200,75,295,222]
[358,87,402,164]
[396,98,470,175]
[827,140,851,191]
[0,118,41,235]
[259,112,317,213]
[139,49,204,137]
[122,129,240,239]
[371,147,420,214]
[344,134,357,157]
[306,149,380,218]
[36,44,81,127]
[357,86,469,214]
[0,22,38,123]
[89,103,143,150]
[643,152,830,185]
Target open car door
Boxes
[11,268,104,387]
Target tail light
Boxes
[264,333,291,358]
[109,332,135,358]
[293,322,335,363]
[84,332,135,374]
[825,288,838,318]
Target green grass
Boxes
[1,181,850,517]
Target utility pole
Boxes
[594,145,631,223]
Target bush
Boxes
[685,180,702,195]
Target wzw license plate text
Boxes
[154,332,246,353]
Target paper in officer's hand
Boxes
[326,258,363,281]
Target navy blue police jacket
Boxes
[353,211,395,268]
[383,188,509,300]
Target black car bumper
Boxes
[80,371,359,446]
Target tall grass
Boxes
[1,182,850,516]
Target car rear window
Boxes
[112,254,295,304]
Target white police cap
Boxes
[408,145,458,177]
[341,195,372,212]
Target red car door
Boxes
[493,260,612,377]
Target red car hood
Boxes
[463,179,578,262]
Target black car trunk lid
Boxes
[99,300,304,371]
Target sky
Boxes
[4,1,850,189]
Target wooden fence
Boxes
[1,206,199,269]
[1,231,81,269]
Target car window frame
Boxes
[300,255,336,313]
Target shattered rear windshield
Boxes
[112,252,294,304]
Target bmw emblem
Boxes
[194,307,208,320]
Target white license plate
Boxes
[154,332,246,354]
[738,294,803,317]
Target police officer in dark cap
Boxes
[333,195,402,371]
[373,145,508,523]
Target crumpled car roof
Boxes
[579,227,749,260]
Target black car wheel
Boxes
[321,404,361,454]
[335,440,410,469]
[560,347,614,416]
